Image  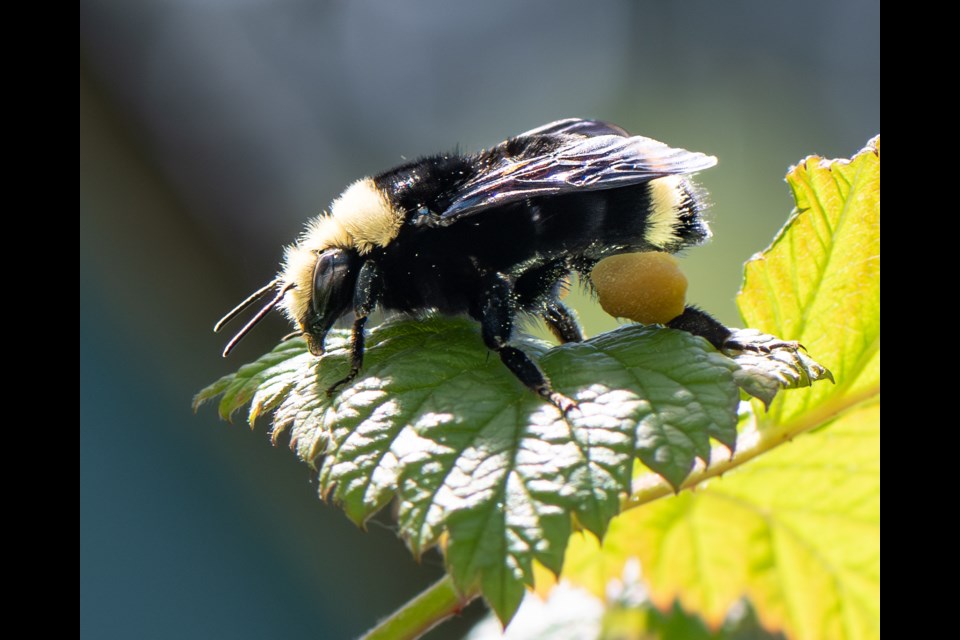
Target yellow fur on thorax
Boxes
[278,178,402,324]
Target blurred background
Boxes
[80,2,879,638]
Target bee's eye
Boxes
[310,248,360,324]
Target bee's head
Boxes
[275,234,362,354]
[298,247,361,355]
[216,177,399,358]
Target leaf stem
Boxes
[360,576,480,640]
[621,388,877,511]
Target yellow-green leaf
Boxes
[739,136,879,424]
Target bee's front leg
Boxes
[327,260,383,396]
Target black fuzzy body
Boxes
[371,150,709,320]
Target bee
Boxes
[215,119,735,412]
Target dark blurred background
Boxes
[80,2,879,638]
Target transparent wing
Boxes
[514,118,631,139]
[440,132,717,222]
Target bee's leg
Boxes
[666,306,732,349]
[514,260,584,344]
[542,300,584,343]
[479,273,577,414]
[667,305,800,353]
[328,261,383,395]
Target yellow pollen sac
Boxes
[591,252,687,324]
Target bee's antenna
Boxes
[214,278,283,333]
[222,282,296,357]
[280,330,304,342]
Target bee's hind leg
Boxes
[515,260,584,344]
[666,305,733,349]
[542,299,584,344]
[667,305,802,353]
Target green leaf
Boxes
[197,317,747,624]
[724,328,834,409]
[545,138,880,640]
[191,338,310,422]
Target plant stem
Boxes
[621,389,876,511]
[360,575,480,640]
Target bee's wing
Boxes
[514,118,631,139]
[440,134,717,222]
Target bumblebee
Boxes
[216,119,735,412]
